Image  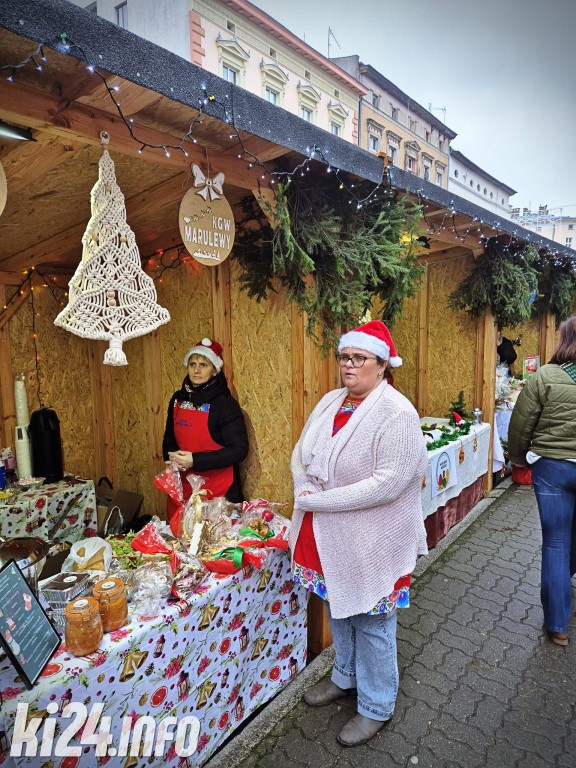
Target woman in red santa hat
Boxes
[291,319,428,746]
[162,338,248,519]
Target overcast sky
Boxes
[254,0,576,215]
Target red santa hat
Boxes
[183,338,224,371]
[338,320,402,368]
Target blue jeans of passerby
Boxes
[327,603,398,721]
[531,457,576,634]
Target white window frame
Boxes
[330,122,340,137]
[327,100,348,137]
[115,1,127,28]
[566,237,573,248]
[216,35,250,87]
[298,83,321,125]
[265,87,278,105]
[222,65,238,84]
[261,61,289,107]
[369,135,380,152]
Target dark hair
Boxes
[549,315,576,365]
[376,355,385,366]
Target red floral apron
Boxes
[167,401,233,520]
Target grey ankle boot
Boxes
[337,713,390,746]
[303,678,350,706]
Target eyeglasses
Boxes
[335,354,378,368]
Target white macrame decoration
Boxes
[54,132,170,365]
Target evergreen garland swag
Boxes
[233,180,424,353]
[532,251,576,325]
[448,241,539,329]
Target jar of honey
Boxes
[64,597,103,656]
[93,577,128,632]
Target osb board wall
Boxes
[229,259,293,506]
[504,318,542,374]
[375,294,419,406]
[427,257,477,417]
[7,284,96,477]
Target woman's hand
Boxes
[299,491,312,497]
[168,450,194,471]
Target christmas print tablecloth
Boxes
[0,479,97,547]
[0,549,308,767]
[421,422,490,518]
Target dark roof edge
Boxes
[387,166,576,258]
[450,149,517,195]
[359,63,457,139]
[1,0,384,184]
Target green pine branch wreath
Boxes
[233,180,425,354]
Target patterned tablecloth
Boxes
[421,422,491,518]
[0,479,97,547]
[0,549,308,767]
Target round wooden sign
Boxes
[179,165,235,267]
[0,160,7,218]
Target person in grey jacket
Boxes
[508,315,576,646]
[291,320,428,746]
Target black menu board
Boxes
[0,560,60,689]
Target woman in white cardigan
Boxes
[291,320,428,747]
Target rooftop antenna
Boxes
[428,103,447,123]
[328,27,341,59]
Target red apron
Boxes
[167,401,233,520]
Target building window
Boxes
[477,184,481,191]
[334,89,340,98]
[436,172,443,186]
[86,1,98,11]
[115,1,127,27]
[568,223,574,230]
[439,139,444,151]
[222,65,237,84]
[566,237,573,247]
[423,165,430,181]
[454,169,459,178]
[501,198,505,204]
[426,130,431,142]
[484,188,488,195]
[298,82,321,125]
[409,118,416,132]
[390,106,398,120]
[301,107,312,122]
[304,69,311,80]
[227,20,236,33]
[330,122,340,137]
[388,145,397,163]
[407,157,415,172]
[265,88,278,105]
[372,93,379,109]
[490,192,494,199]
[369,135,380,152]
[470,180,474,187]
[269,47,276,58]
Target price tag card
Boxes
[0,560,60,689]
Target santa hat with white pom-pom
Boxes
[183,337,224,371]
[338,319,403,367]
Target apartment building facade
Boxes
[510,206,576,247]
[74,0,366,143]
[449,150,516,219]
[332,55,455,189]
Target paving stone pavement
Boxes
[231,482,576,768]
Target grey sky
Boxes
[254,0,576,215]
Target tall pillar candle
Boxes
[14,377,30,427]
[14,425,33,479]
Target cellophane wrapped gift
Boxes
[129,561,173,621]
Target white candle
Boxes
[14,378,30,427]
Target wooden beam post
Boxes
[88,341,115,486]
[416,269,429,417]
[538,310,557,365]
[143,331,166,516]
[0,286,16,449]
[211,260,234,396]
[476,310,498,494]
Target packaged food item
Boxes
[130,561,173,621]
[42,572,91,607]
[64,597,103,655]
[62,537,112,574]
[105,532,142,570]
[93,577,128,632]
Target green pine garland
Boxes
[233,180,424,354]
[448,241,539,329]
[531,250,576,325]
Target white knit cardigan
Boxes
[290,380,429,619]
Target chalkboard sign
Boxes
[0,560,60,689]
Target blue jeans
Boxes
[531,458,576,633]
[327,603,398,721]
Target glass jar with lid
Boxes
[93,577,128,632]
[64,597,103,656]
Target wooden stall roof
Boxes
[387,166,576,261]
[0,0,385,280]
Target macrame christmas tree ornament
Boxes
[54,132,170,365]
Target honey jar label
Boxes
[100,581,116,590]
[73,599,89,608]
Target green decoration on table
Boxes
[233,181,424,354]
[448,241,539,329]
[445,391,473,423]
